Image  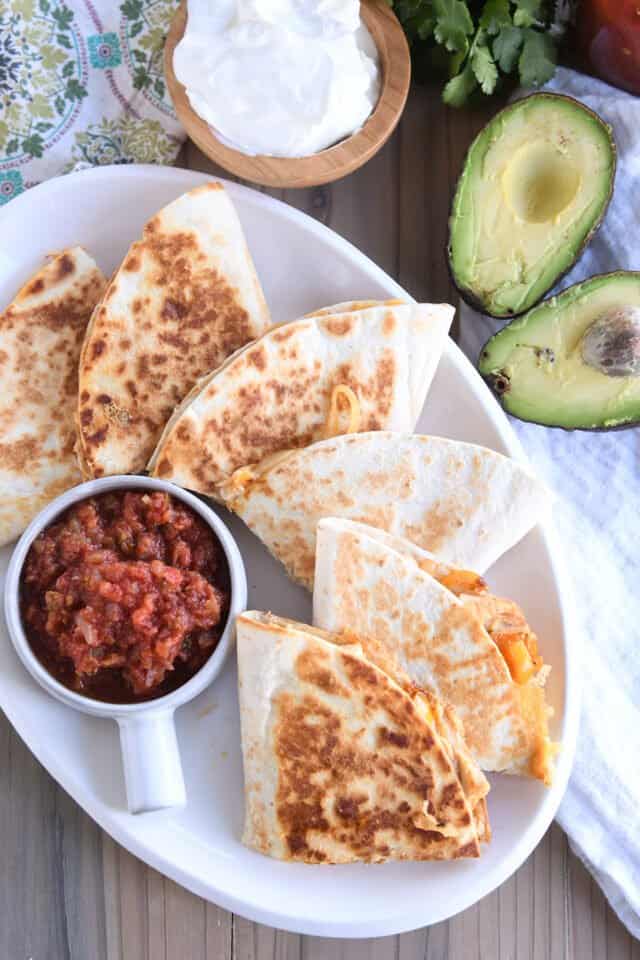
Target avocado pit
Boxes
[581,306,640,378]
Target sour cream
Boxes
[173,0,381,158]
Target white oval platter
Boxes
[0,165,578,938]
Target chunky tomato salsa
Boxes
[21,490,230,703]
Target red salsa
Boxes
[20,490,230,703]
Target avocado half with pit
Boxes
[479,272,640,430]
[449,94,616,319]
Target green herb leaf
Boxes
[395,0,425,18]
[390,0,557,105]
[471,34,498,94]
[433,0,474,53]
[6,138,19,155]
[405,9,436,40]
[449,47,467,76]
[442,61,477,106]
[479,0,510,35]
[492,23,523,71]
[61,59,75,78]
[518,28,556,86]
[513,0,542,28]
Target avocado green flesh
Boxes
[479,273,640,429]
[450,94,616,318]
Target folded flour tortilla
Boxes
[221,432,550,588]
[237,611,489,863]
[0,248,107,546]
[313,518,556,782]
[76,182,270,477]
[148,300,453,494]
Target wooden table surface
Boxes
[2,85,637,960]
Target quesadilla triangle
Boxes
[76,181,270,478]
[0,248,107,547]
[313,518,557,783]
[220,431,551,589]
[147,300,454,495]
[236,611,490,863]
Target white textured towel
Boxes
[459,67,640,938]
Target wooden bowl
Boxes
[164,0,411,189]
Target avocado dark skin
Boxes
[448,94,617,320]
[478,272,640,431]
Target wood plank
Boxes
[233,914,301,960]
[147,868,168,960]
[165,877,207,959]
[548,823,571,960]
[397,86,453,304]
[102,834,124,960]
[1,721,71,960]
[497,856,518,959]
[302,933,397,960]
[398,921,449,960]
[117,843,151,958]
[56,785,108,960]
[478,864,500,960]
[206,902,233,960]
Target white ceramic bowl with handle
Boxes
[3,475,247,815]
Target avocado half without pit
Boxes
[479,272,640,430]
[448,93,616,319]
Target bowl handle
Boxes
[117,709,186,814]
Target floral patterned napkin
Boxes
[0,0,185,204]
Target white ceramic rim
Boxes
[3,474,248,719]
[0,165,581,936]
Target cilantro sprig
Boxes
[391,0,560,106]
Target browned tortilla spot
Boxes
[271,324,297,343]
[27,277,45,295]
[295,648,350,697]
[124,254,141,272]
[320,315,354,337]
[247,345,267,370]
[56,253,74,279]
[161,297,189,322]
[87,427,108,446]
